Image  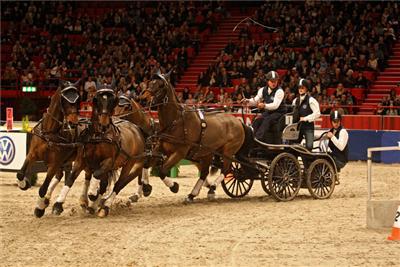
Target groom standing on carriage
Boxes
[242,70,287,142]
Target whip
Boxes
[232,17,279,32]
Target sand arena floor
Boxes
[1,161,399,267]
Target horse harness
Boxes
[153,106,211,161]
[31,114,81,148]
[82,118,146,170]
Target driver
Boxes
[292,78,321,151]
[243,70,286,141]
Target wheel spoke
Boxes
[227,178,236,192]
[238,181,244,195]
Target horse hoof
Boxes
[52,202,64,215]
[93,170,103,179]
[183,195,194,204]
[88,194,98,202]
[86,207,95,215]
[170,182,179,193]
[98,207,109,218]
[207,192,216,200]
[143,184,152,197]
[79,198,88,209]
[17,179,31,191]
[34,208,45,218]
[129,194,140,203]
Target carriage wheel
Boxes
[259,164,271,196]
[306,159,336,199]
[267,153,301,201]
[221,162,254,198]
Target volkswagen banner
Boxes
[0,132,27,171]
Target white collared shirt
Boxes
[330,128,349,151]
[291,94,321,122]
[248,87,285,111]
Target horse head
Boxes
[141,69,173,105]
[114,95,132,117]
[58,79,81,125]
[93,84,117,128]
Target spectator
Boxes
[386,101,398,115]
[335,83,345,98]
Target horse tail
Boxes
[236,123,254,161]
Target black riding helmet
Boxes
[298,78,311,91]
[330,110,342,121]
[266,70,279,81]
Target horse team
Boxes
[16,71,252,217]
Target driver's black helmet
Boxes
[298,78,311,91]
[330,110,342,121]
[266,70,279,81]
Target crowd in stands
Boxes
[181,1,399,115]
[1,1,399,116]
[376,85,400,116]
[1,1,224,98]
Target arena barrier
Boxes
[0,126,47,172]
[366,146,400,229]
[348,130,400,163]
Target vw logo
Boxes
[0,136,15,165]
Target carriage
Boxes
[219,114,340,202]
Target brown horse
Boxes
[52,86,146,217]
[113,95,179,201]
[141,71,248,202]
[16,80,81,217]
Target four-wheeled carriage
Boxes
[221,115,339,202]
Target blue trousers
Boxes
[297,128,314,151]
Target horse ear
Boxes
[165,70,172,80]
[73,79,81,88]
[111,75,116,89]
[58,80,66,88]
[92,95,98,108]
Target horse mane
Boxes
[47,87,62,115]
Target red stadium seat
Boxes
[231,79,242,86]
[276,69,288,77]
[224,87,235,93]
[362,71,376,81]
[327,88,336,96]
[349,88,365,101]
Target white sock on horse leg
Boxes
[104,191,117,207]
[190,179,205,197]
[137,185,143,197]
[55,186,71,203]
[162,177,174,188]
[36,197,47,210]
[88,179,100,197]
[212,173,225,188]
[45,178,60,199]
[203,177,212,187]
[142,168,149,184]
[80,179,90,199]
